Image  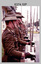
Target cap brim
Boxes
[2,16,17,21]
[16,14,24,18]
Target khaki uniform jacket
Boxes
[18,27,26,52]
[2,26,22,62]
[14,26,26,62]
[14,26,26,52]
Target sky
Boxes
[16,6,40,23]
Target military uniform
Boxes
[2,26,23,62]
[18,26,25,52]
[13,25,26,54]
[13,26,27,62]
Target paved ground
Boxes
[33,34,40,62]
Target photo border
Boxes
[0,0,41,64]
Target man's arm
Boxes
[3,33,24,59]
[17,36,30,45]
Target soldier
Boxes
[13,12,36,61]
[15,12,29,53]
[16,12,36,58]
[16,12,25,40]
[2,16,26,62]
[16,12,28,40]
[2,6,25,62]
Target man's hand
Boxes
[26,42,31,45]
[25,52,36,59]
[26,42,35,45]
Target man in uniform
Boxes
[2,15,26,62]
[2,6,26,62]
[13,12,36,61]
